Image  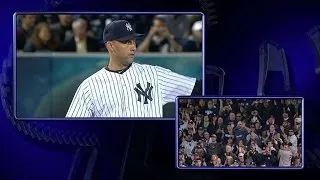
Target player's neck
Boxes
[107,60,129,71]
[106,59,132,74]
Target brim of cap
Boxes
[116,33,144,41]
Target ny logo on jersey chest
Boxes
[134,82,153,104]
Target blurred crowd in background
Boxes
[178,98,303,168]
[16,14,202,53]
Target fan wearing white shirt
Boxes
[181,134,197,157]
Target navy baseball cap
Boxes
[103,20,144,43]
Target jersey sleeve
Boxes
[155,66,197,104]
[66,81,93,117]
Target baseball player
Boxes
[66,20,202,118]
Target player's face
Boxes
[112,39,137,65]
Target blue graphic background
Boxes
[1,0,320,179]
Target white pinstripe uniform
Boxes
[66,63,196,117]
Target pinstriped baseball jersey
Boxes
[66,62,196,118]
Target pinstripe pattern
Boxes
[66,62,196,118]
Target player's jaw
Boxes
[114,39,136,66]
[118,51,135,67]
[126,47,136,64]
[128,51,135,60]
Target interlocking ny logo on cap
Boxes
[126,23,133,31]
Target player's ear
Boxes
[106,41,113,53]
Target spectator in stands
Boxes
[179,155,187,167]
[236,112,242,122]
[284,99,296,118]
[237,152,246,166]
[178,130,184,146]
[224,156,235,167]
[249,110,262,127]
[203,131,212,147]
[297,99,302,116]
[224,122,235,141]
[209,115,219,133]
[246,129,261,147]
[288,129,298,148]
[203,100,216,116]
[198,99,206,113]
[182,20,202,52]
[254,121,263,136]
[293,157,301,167]
[51,15,73,42]
[206,134,223,158]
[60,18,100,53]
[234,121,248,144]
[280,112,294,128]
[265,115,278,131]
[137,16,182,53]
[263,141,278,167]
[17,15,37,50]
[260,100,272,123]
[208,154,218,166]
[214,157,222,167]
[193,126,205,141]
[227,112,237,125]
[294,115,302,139]
[23,22,60,52]
[155,15,195,39]
[296,143,302,160]
[186,123,196,136]
[216,117,225,136]
[201,115,215,133]
[246,140,261,166]
[221,145,237,165]
[278,143,293,167]
[181,134,197,158]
